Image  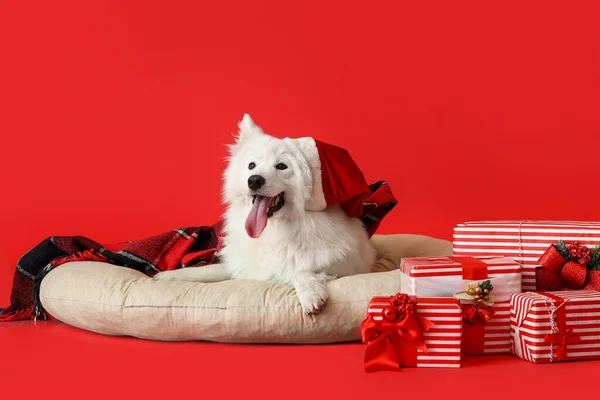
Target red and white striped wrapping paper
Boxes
[510,290,600,363]
[470,301,512,354]
[453,220,600,291]
[400,256,521,355]
[367,297,463,367]
[400,256,522,281]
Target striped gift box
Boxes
[510,290,600,363]
[400,256,521,355]
[367,297,463,367]
[400,256,522,281]
[453,220,600,291]
[480,301,512,354]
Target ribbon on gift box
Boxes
[454,279,496,355]
[455,280,496,323]
[360,294,435,373]
[538,292,581,361]
[511,295,536,362]
[448,256,489,280]
[449,257,495,355]
[536,241,600,291]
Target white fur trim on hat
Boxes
[284,137,327,211]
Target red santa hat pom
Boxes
[285,137,371,218]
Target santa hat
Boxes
[237,114,394,231]
[284,136,371,218]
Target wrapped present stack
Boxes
[400,255,520,355]
[360,220,600,372]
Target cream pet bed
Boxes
[40,234,451,343]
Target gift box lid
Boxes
[510,290,600,328]
[367,296,461,318]
[400,256,521,278]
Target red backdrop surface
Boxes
[1,1,600,397]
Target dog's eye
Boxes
[275,163,288,170]
[248,162,256,170]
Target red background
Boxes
[1,1,600,398]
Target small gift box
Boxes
[453,220,600,290]
[361,294,463,372]
[400,256,521,355]
[510,290,600,363]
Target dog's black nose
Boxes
[248,175,265,190]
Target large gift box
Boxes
[453,220,600,291]
[361,294,462,371]
[400,256,521,355]
[510,290,600,363]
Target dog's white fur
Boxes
[154,114,376,314]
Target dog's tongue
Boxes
[245,195,272,238]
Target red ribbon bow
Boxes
[538,292,581,362]
[360,295,435,373]
[536,242,599,291]
[544,329,581,361]
[462,304,494,325]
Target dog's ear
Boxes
[228,113,265,155]
[236,113,264,142]
[238,113,262,133]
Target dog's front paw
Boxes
[295,283,328,314]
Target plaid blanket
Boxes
[0,181,396,322]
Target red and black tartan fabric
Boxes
[0,181,396,322]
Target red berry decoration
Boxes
[579,246,588,259]
[391,293,407,307]
[387,293,416,319]
[570,249,578,258]
[582,246,591,255]
[580,247,591,266]
[568,242,581,257]
[580,256,590,267]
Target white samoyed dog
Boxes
[154,114,376,314]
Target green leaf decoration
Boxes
[588,246,600,271]
[556,240,572,261]
[480,280,493,292]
